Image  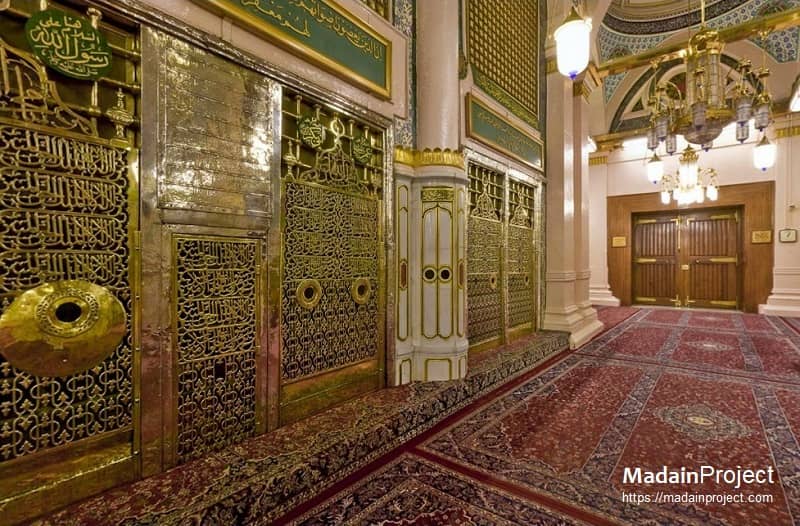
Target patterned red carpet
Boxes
[279,308,800,526]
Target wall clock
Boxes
[779,228,798,243]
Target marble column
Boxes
[760,131,800,316]
[543,68,604,348]
[588,161,621,306]
[393,0,468,383]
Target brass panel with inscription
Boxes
[280,89,385,422]
[156,34,274,219]
[467,163,503,344]
[173,236,260,463]
[507,179,536,329]
[0,3,140,522]
[466,0,540,128]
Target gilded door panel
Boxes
[0,5,140,521]
[507,180,536,331]
[279,91,385,424]
[467,164,503,346]
[632,215,679,306]
[173,235,260,463]
[685,210,740,309]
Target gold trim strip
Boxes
[776,125,800,139]
[709,257,738,263]
[635,297,657,302]
[393,147,465,169]
[710,300,738,307]
[589,155,608,166]
[635,258,657,263]
[710,214,735,220]
[636,219,658,224]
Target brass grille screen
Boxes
[174,236,259,463]
[508,180,536,328]
[0,2,138,462]
[280,91,384,381]
[467,163,503,344]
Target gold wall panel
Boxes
[156,34,274,219]
[507,179,536,328]
[0,14,138,468]
[0,123,134,461]
[467,163,503,344]
[466,0,539,126]
[173,235,259,463]
[280,91,384,385]
[0,4,140,520]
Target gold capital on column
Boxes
[393,146,465,169]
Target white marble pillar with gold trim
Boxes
[542,63,603,348]
[393,0,468,382]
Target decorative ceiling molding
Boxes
[603,0,742,34]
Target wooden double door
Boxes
[632,208,742,309]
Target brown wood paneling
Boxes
[684,210,740,309]
[632,215,679,306]
[608,182,773,313]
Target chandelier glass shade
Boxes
[554,6,592,80]
[659,146,719,205]
[753,135,777,171]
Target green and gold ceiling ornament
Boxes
[0,280,127,377]
[24,8,113,81]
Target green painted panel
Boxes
[468,96,543,171]
[25,9,113,81]
[204,0,390,95]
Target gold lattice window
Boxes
[467,0,539,122]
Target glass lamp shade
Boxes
[753,135,776,171]
[655,115,669,141]
[646,154,664,184]
[665,134,677,155]
[706,184,718,201]
[694,185,705,204]
[661,190,671,205]
[691,101,707,129]
[754,102,771,131]
[736,121,750,143]
[647,127,659,151]
[554,8,591,80]
[735,96,752,123]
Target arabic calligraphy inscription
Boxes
[25,9,113,81]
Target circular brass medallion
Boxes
[298,116,326,149]
[296,279,322,309]
[352,136,373,164]
[0,280,126,377]
[438,266,452,282]
[351,278,372,305]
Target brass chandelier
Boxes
[644,0,776,205]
